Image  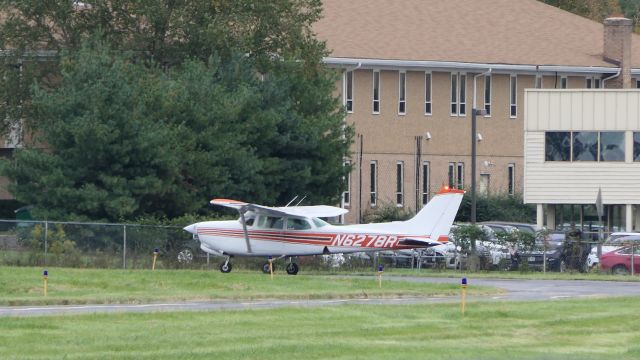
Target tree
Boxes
[0,1,352,221]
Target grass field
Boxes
[1,297,639,359]
[0,266,498,306]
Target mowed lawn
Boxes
[0,266,498,306]
[1,297,639,359]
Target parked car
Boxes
[600,246,640,275]
[586,233,640,268]
[421,242,459,269]
[515,232,566,271]
[517,232,592,272]
[480,222,537,234]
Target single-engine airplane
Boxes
[183,186,464,275]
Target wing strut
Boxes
[239,208,253,253]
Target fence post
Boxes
[632,243,635,276]
[123,225,127,269]
[44,221,48,266]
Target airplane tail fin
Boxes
[402,186,464,243]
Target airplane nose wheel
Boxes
[220,257,232,273]
[286,262,299,275]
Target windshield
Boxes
[607,236,640,245]
[312,218,329,228]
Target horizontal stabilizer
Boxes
[398,238,442,248]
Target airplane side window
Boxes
[256,216,267,228]
[287,218,311,230]
[266,216,284,229]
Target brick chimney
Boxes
[603,17,633,89]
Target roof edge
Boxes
[323,57,629,75]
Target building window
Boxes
[343,161,351,206]
[450,73,457,115]
[600,132,625,161]
[507,164,515,195]
[586,76,602,89]
[546,131,625,162]
[572,132,598,161]
[456,162,464,190]
[422,161,430,205]
[560,76,568,89]
[424,72,432,115]
[372,70,380,114]
[396,161,404,206]
[634,132,640,161]
[398,71,406,115]
[636,79,640,89]
[510,75,517,118]
[450,73,466,116]
[345,71,353,113]
[370,161,377,207]
[484,74,491,116]
[545,132,571,161]
[459,74,466,116]
[535,74,543,89]
[448,162,456,188]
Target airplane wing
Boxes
[397,237,443,248]
[274,205,348,218]
[210,199,248,210]
[210,199,347,218]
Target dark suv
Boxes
[515,232,591,272]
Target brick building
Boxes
[314,0,640,223]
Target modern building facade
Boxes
[525,89,640,233]
[314,0,640,223]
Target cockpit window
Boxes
[265,216,284,229]
[312,218,329,228]
[287,218,311,230]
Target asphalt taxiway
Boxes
[1,277,638,317]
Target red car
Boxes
[600,247,640,275]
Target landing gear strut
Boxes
[219,256,232,273]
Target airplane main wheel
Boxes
[220,262,232,273]
[262,262,273,274]
[286,262,299,275]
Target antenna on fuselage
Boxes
[295,195,307,206]
[285,195,299,207]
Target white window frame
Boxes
[422,161,430,205]
[343,160,351,207]
[424,71,432,116]
[450,72,466,117]
[509,74,517,119]
[370,160,378,207]
[344,70,353,113]
[396,161,404,207]
[456,162,464,190]
[448,162,456,188]
[586,76,602,89]
[560,76,568,89]
[484,74,491,117]
[535,74,543,89]
[508,163,515,195]
[450,73,458,116]
[398,71,406,115]
[459,73,466,116]
[372,70,380,114]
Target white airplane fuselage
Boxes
[186,219,436,257]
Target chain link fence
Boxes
[0,220,206,269]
